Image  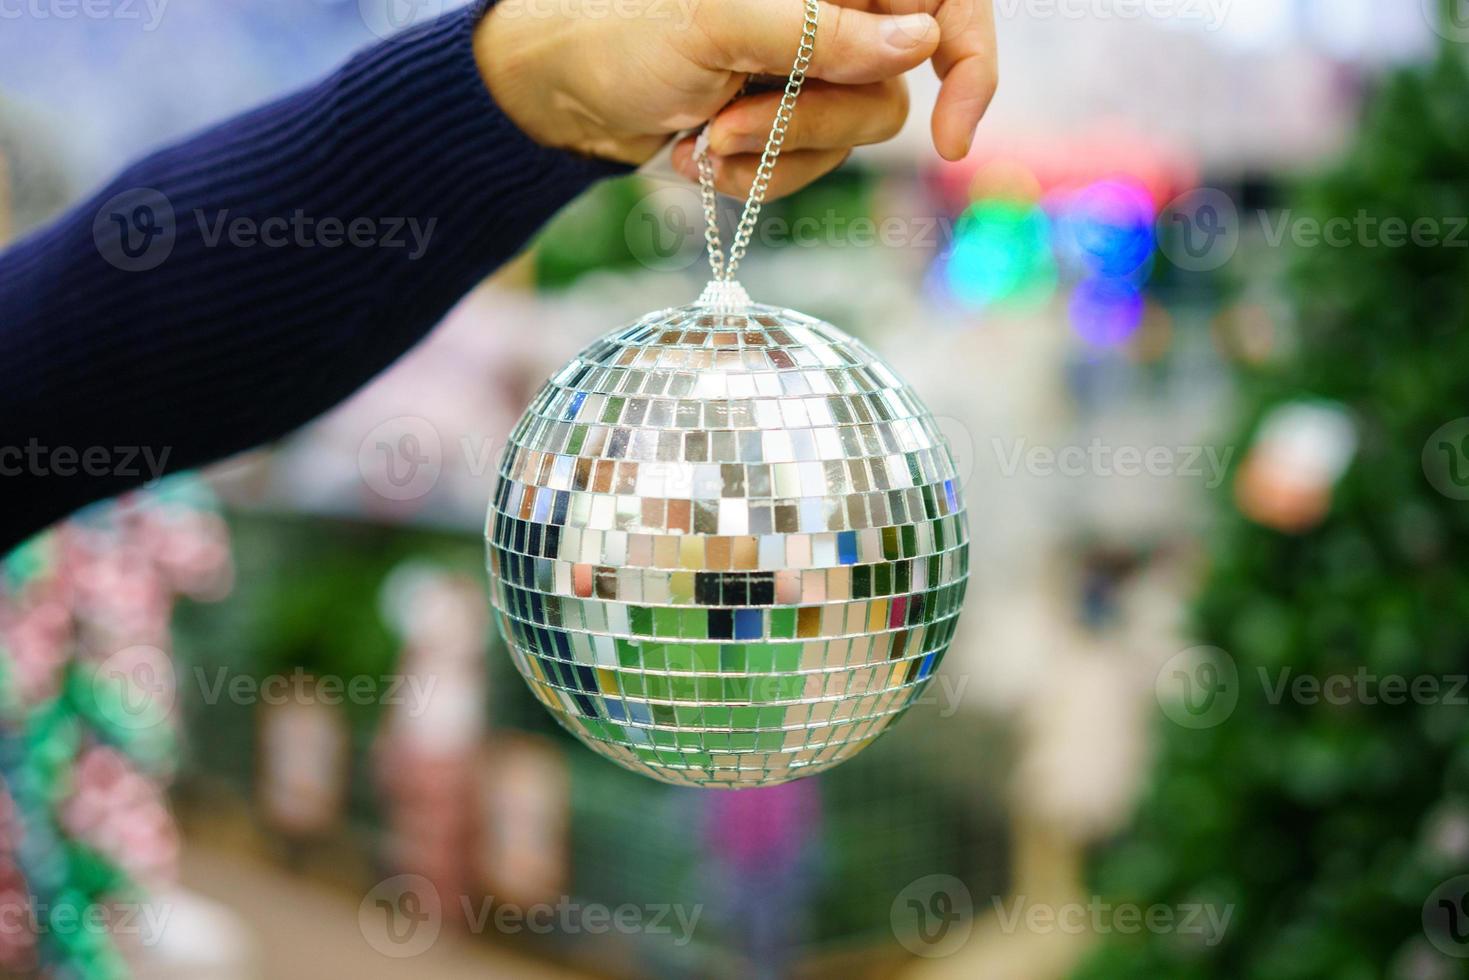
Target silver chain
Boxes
[695,0,818,295]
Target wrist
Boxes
[473,6,664,166]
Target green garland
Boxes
[1,535,178,978]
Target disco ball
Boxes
[486,302,969,787]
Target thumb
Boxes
[694,0,940,85]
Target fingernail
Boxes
[885,13,936,50]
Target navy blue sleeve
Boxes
[0,1,627,551]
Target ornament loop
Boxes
[693,0,819,302]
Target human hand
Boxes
[475,0,997,198]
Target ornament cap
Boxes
[696,278,753,312]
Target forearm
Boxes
[0,1,624,551]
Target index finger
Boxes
[839,0,997,160]
[696,0,941,87]
[928,0,998,160]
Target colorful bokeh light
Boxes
[1053,179,1157,280]
[942,199,1057,310]
[935,161,1162,349]
[1069,278,1146,347]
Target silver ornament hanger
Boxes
[694,0,819,312]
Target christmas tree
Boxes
[1075,30,1469,980]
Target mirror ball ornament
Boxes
[485,302,969,788]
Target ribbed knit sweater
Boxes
[0,1,625,552]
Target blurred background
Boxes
[3,0,1469,978]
